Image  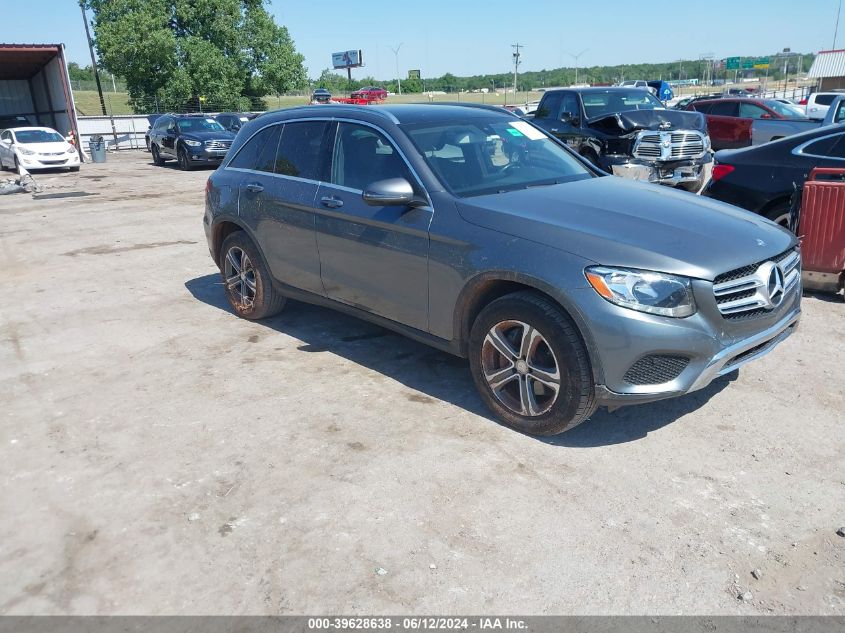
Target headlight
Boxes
[17,146,35,155]
[66,145,77,154]
[183,139,202,147]
[585,266,696,318]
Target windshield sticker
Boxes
[506,128,524,137]
[509,121,546,140]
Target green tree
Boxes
[83,0,306,112]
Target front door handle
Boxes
[245,182,264,193]
[320,196,344,209]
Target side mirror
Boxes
[362,178,416,206]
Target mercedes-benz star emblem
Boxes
[766,264,785,307]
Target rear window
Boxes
[814,94,837,106]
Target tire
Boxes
[580,150,601,169]
[177,146,193,171]
[151,144,165,166]
[764,203,790,229]
[13,156,19,173]
[219,231,286,320]
[468,290,597,436]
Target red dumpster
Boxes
[799,167,845,294]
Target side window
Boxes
[228,125,280,171]
[331,123,412,191]
[166,118,177,133]
[154,117,169,133]
[560,93,580,119]
[691,102,712,114]
[709,101,739,117]
[739,103,769,119]
[835,101,845,123]
[535,93,563,119]
[815,94,836,106]
[1,131,9,142]
[803,135,843,157]
[274,121,328,179]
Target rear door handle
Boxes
[320,196,344,209]
[245,182,264,193]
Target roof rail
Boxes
[423,102,518,117]
[269,103,401,124]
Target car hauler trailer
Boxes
[0,44,80,144]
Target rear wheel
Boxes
[151,144,165,166]
[219,231,286,320]
[764,202,790,229]
[468,291,596,436]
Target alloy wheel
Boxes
[223,246,256,309]
[480,320,561,417]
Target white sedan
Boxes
[0,127,81,172]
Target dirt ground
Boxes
[0,152,843,615]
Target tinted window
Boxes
[275,121,327,179]
[229,125,279,170]
[331,123,412,191]
[803,134,845,157]
[536,93,563,119]
[815,94,837,106]
[691,102,712,114]
[709,101,738,117]
[154,117,171,132]
[254,125,283,173]
[15,130,65,143]
[739,103,769,119]
[177,118,224,133]
[580,89,663,118]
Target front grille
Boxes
[206,140,232,150]
[712,248,800,319]
[632,130,707,161]
[623,355,690,385]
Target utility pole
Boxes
[511,43,523,103]
[835,0,843,49]
[79,1,118,147]
[568,49,588,86]
[389,43,403,96]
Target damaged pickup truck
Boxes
[529,87,712,191]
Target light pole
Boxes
[511,43,523,103]
[568,49,588,86]
[389,43,403,96]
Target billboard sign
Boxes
[332,50,363,69]
[408,69,420,80]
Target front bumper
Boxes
[605,153,712,187]
[187,147,229,164]
[18,152,80,169]
[572,275,801,408]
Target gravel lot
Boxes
[1,152,843,615]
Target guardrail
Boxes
[77,115,150,150]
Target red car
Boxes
[684,98,808,150]
[350,86,388,101]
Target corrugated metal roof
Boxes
[808,50,845,78]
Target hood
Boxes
[589,108,707,134]
[456,176,794,281]
[181,130,236,141]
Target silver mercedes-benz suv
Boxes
[203,103,800,435]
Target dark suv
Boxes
[204,104,799,436]
[148,114,236,170]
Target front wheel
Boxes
[151,144,165,166]
[468,291,597,436]
[765,203,790,229]
[177,146,193,171]
[219,231,286,320]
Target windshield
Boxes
[404,117,592,198]
[15,130,65,144]
[582,90,664,119]
[765,100,807,119]
[177,118,225,133]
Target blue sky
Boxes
[0,0,837,80]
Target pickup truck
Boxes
[530,87,712,191]
[685,98,820,149]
